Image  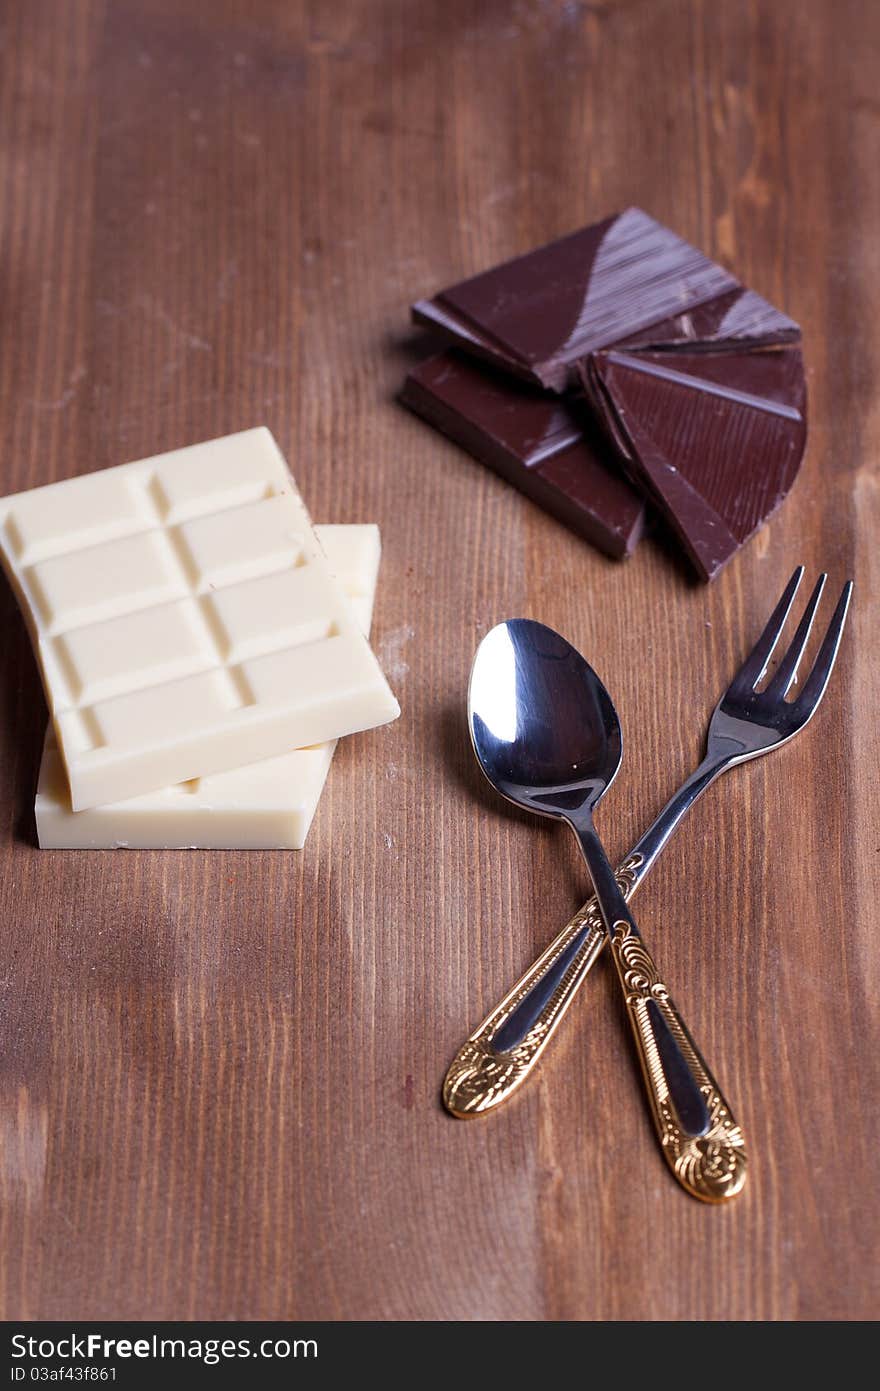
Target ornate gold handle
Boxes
[442,855,643,1117]
[608,922,747,1202]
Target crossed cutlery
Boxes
[444,567,853,1201]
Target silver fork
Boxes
[443,567,853,1117]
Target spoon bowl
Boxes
[468,620,622,820]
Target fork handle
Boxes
[442,855,643,1116]
[607,922,747,1202]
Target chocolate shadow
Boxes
[0,584,45,846]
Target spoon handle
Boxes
[605,923,747,1203]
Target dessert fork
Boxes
[444,567,853,1117]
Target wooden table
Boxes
[0,0,876,1322]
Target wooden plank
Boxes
[0,0,875,1320]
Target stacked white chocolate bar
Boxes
[0,429,400,849]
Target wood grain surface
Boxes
[0,0,876,1321]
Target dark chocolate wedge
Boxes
[616,285,800,352]
[584,346,807,581]
[412,208,798,392]
[401,352,646,559]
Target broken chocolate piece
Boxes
[401,352,645,559]
[413,208,799,392]
[584,346,807,581]
[408,209,807,578]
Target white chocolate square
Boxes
[0,430,399,809]
[173,494,306,590]
[3,470,147,563]
[28,529,188,631]
[35,525,380,849]
[203,566,336,663]
[53,599,215,704]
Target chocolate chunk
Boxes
[583,346,807,581]
[401,352,645,559]
[412,208,799,392]
[408,209,807,579]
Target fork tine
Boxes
[765,573,826,697]
[734,566,804,690]
[792,581,854,714]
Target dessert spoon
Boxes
[467,618,746,1202]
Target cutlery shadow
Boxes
[0,584,44,846]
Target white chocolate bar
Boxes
[35,524,380,850]
[0,430,399,810]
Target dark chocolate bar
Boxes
[401,352,645,559]
[413,208,799,392]
[409,208,806,580]
[583,345,807,581]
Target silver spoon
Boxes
[468,618,746,1202]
